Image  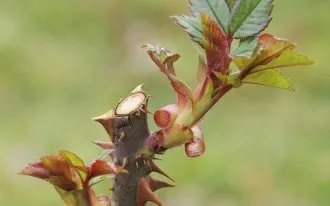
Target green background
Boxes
[1,0,329,205]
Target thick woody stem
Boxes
[94,86,172,206]
[111,92,151,206]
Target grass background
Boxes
[1,0,330,205]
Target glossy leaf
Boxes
[225,0,237,10]
[174,15,203,46]
[60,150,88,184]
[228,0,273,38]
[190,0,230,32]
[201,14,230,74]
[232,36,258,57]
[234,34,314,72]
[243,69,295,90]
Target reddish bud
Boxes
[154,104,179,128]
[185,126,206,158]
[19,162,50,179]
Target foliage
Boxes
[20,0,314,206]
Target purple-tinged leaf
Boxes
[201,13,230,74]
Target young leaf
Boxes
[243,69,295,91]
[55,188,89,206]
[144,44,194,108]
[234,34,314,72]
[232,36,258,57]
[228,0,273,38]
[59,150,88,184]
[189,0,230,33]
[174,15,203,46]
[225,0,237,10]
[201,14,230,74]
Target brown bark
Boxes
[94,87,172,206]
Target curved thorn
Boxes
[137,177,162,206]
[147,160,174,182]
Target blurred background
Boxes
[1,0,329,205]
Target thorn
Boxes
[136,161,139,168]
[122,157,128,168]
[92,110,115,139]
[131,84,144,93]
[143,159,147,166]
[119,97,124,102]
[147,160,174,182]
[137,177,162,206]
[148,176,174,191]
[118,132,125,142]
[140,107,153,114]
[93,140,114,150]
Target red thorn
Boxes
[93,110,115,140]
[148,176,174,191]
[147,160,174,182]
[137,177,162,206]
[93,140,114,150]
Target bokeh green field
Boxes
[1,0,330,205]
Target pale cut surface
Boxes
[115,92,146,115]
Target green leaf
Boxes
[225,0,237,10]
[228,0,273,38]
[59,150,88,184]
[59,150,85,168]
[232,36,258,57]
[174,15,203,46]
[243,70,295,91]
[190,0,230,33]
[234,33,314,72]
[250,45,315,73]
[55,187,89,206]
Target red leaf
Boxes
[201,13,230,75]
[89,160,127,179]
[19,162,50,179]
